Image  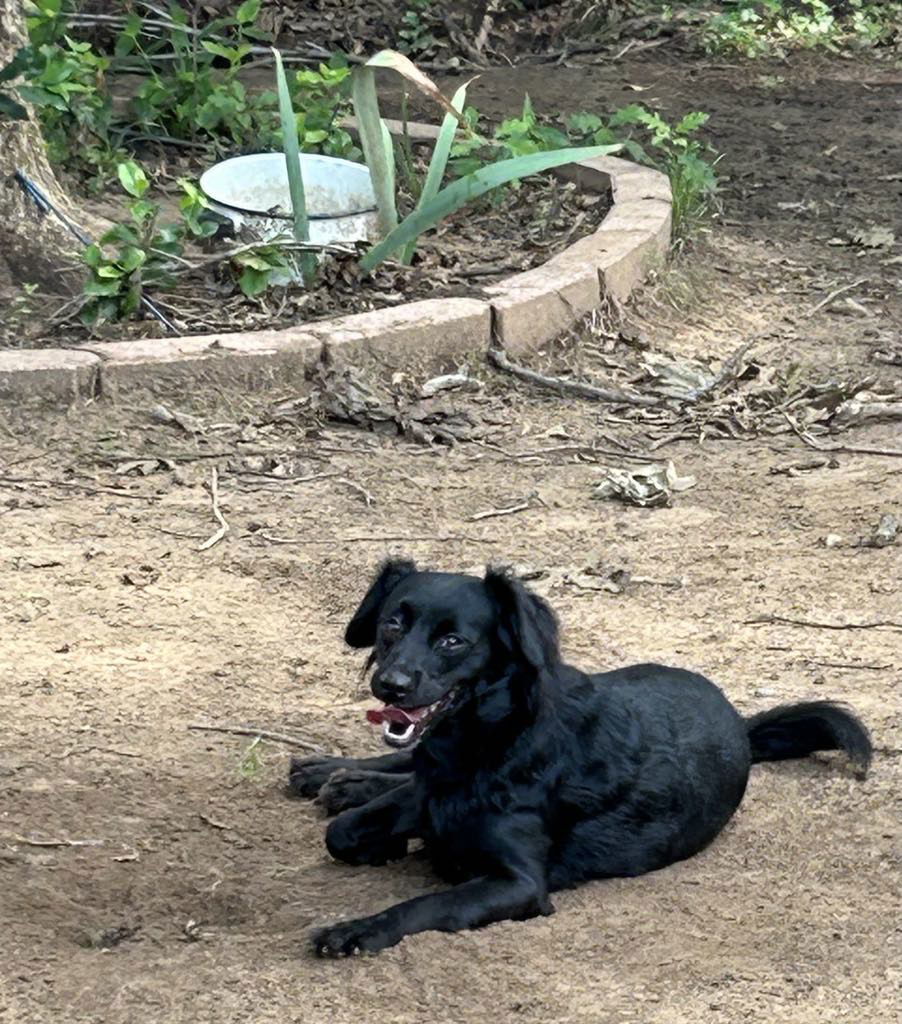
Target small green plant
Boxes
[80,160,298,325]
[80,161,182,326]
[453,100,717,239]
[398,0,440,56]
[10,26,122,186]
[607,105,718,236]
[237,737,264,781]
[126,0,267,147]
[703,0,902,57]
[291,63,357,158]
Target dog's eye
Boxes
[435,634,465,652]
[381,617,403,641]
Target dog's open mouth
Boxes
[366,695,451,748]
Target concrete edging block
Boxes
[0,348,99,405]
[308,298,492,372]
[83,330,322,398]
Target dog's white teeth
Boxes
[382,720,415,745]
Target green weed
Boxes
[703,0,902,58]
[452,99,718,239]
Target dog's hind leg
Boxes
[287,749,414,799]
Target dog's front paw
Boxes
[311,916,395,958]
[287,756,345,799]
[317,769,380,815]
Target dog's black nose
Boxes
[375,669,415,703]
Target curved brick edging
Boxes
[0,153,671,406]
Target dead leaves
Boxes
[288,361,490,446]
[592,461,697,508]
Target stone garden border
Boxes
[0,152,671,406]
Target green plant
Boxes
[398,0,440,55]
[273,47,317,288]
[607,105,718,235]
[80,160,299,324]
[703,0,902,57]
[349,51,632,271]
[237,737,264,780]
[10,23,122,185]
[291,63,357,158]
[361,143,622,271]
[80,160,182,326]
[126,0,267,147]
[453,100,718,239]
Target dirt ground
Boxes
[2,48,901,1024]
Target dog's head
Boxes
[344,560,559,747]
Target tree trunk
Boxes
[0,1,95,293]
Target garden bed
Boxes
[0,172,609,351]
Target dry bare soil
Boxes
[1,49,901,1024]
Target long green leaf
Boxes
[362,50,465,125]
[351,66,397,238]
[273,48,308,243]
[400,80,469,266]
[360,144,623,272]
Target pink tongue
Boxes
[366,705,430,726]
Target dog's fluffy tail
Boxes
[746,701,872,774]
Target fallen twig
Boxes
[337,478,375,507]
[0,476,157,501]
[199,813,233,831]
[744,615,902,632]
[806,277,868,318]
[693,336,762,400]
[258,532,486,545]
[198,467,229,551]
[12,835,105,848]
[488,348,660,407]
[188,723,324,753]
[61,745,141,759]
[797,433,902,459]
[806,660,892,671]
[469,496,534,522]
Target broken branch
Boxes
[187,722,324,752]
[488,348,660,407]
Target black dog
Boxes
[290,560,872,957]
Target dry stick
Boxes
[336,478,375,507]
[806,277,868,318]
[807,661,892,671]
[487,349,660,407]
[13,835,105,848]
[187,723,324,753]
[744,615,902,632]
[0,475,156,501]
[258,532,486,545]
[469,497,534,522]
[797,432,902,459]
[198,467,229,551]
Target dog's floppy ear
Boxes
[484,567,560,672]
[344,559,417,648]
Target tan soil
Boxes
[1,49,900,1024]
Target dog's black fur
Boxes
[290,560,872,957]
